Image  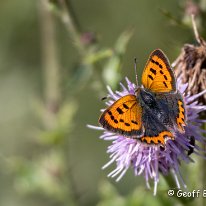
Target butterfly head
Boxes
[139,89,156,108]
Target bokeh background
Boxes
[0,0,205,205]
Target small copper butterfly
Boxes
[99,49,187,145]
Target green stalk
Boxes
[38,1,77,205]
[58,0,86,57]
[39,0,61,129]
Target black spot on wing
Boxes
[131,120,138,125]
[108,111,112,115]
[150,68,156,75]
[107,110,119,124]
[110,115,115,120]
[151,58,163,69]
[123,103,129,109]
[116,107,123,114]
[163,81,168,88]
[163,75,168,80]
[148,75,154,80]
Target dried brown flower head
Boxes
[172,15,206,105]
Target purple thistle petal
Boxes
[187,89,206,103]
[87,125,104,130]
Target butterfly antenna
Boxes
[134,57,139,86]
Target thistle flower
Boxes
[88,77,206,195]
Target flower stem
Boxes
[38,1,77,205]
[39,0,61,129]
[58,0,86,57]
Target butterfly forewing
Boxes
[141,49,176,93]
[99,95,144,136]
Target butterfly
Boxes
[99,49,187,145]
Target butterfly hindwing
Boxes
[141,49,176,93]
[141,106,174,145]
[99,95,144,136]
[170,92,187,133]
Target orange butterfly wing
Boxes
[176,98,187,133]
[99,95,144,137]
[141,49,176,93]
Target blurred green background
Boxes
[0,0,205,205]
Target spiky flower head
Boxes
[88,77,206,195]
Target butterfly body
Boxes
[139,88,173,131]
[99,49,186,145]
